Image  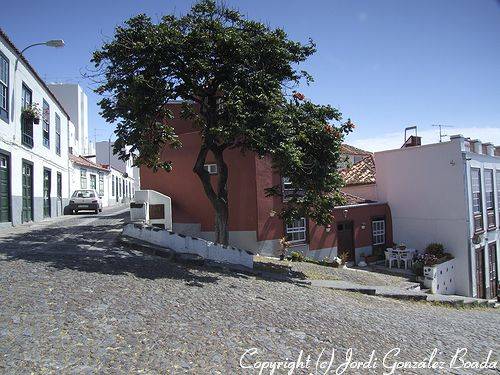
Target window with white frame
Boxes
[471,168,482,214]
[285,218,307,243]
[497,171,500,215]
[80,168,87,189]
[55,114,61,155]
[204,164,218,174]
[372,219,386,245]
[282,177,294,197]
[98,173,104,196]
[0,52,8,122]
[42,100,50,148]
[485,170,494,210]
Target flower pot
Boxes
[33,117,40,125]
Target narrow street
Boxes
[0,207,499,374]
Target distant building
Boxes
[375,135,499,298]
[0,28,71,227]
[340,154,377,201]
[95,141,140,197]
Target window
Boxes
[21,84,33,148]
[471,168,483,232]
[204,164,217,174]
[90,174,96,190]
[372,219,386,245]
[497,172,500,225]
[485,169,495,228]
[112,175,115,196]
[98,173,104,196]
[282,177,304,200]
[80,168,87,189]
[0,53,8,122]
[72,190,95,198]
[42,100,50,148]
[285,218,307,243]
[57,172,62,198]
[55,114,61,155]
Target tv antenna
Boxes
[432,124,455,142]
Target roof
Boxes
[340,144,372,156]
[340,191,376,205]
[69,154,109,172]
[340,155,376,186]
[0,28,70,120]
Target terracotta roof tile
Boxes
[340,155,376,186]
[69,154,109,171]
[340,191,375,205]
[340,144,372,156]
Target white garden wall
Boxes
[123,223,254,269]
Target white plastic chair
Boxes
[399,251,413,270]
[385,250,398,269]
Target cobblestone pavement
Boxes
[0,208,499,374]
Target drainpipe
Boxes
[461,152,474,297]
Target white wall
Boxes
[0,34,70,226]
[375,140,471,295]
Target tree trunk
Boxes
[193,143,230,245]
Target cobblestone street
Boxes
[0,207,499,374]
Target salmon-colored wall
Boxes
[140,103,393,252]
[309,203,393,250]
[140,117,258,232]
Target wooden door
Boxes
[337,221,355,262]
[43,169,51,218]
[0,154,9,222]
[475,247,485,299]
[22,162,33,223]
[488,244,498,300]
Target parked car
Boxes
[69,190,103,214]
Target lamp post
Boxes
[11,39,65,122]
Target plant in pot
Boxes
[338,252,350,268]
[21,103,41,124]
[279,236,291,261]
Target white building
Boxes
[95,141,139,199]
[375,135,499,298]
[0,29,71,228]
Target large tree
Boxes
[92,0,354,245]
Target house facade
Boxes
[375,135,499,298]
[95,141,140,200]
[140,103,392,262]
[0,29,71,228]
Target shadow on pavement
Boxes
[0,212,220,286]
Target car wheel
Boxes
[95,209,99,214]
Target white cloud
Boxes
[346,127,500,152]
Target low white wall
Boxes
[423,259,456,295]
[123,223,253,269]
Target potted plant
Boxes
[338,252,350,268]
[279,236,290,261]
[21,103,41,124]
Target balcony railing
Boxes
[22,132,33,148]
[487,209,496,229]
[473,213,483,233]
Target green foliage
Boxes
[425,243,445,257]
[290,251,304,262]
[91,0,353,239]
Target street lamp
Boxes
[11,38,65,121]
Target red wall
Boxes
[308,203,393,251]
[140,103,393,251]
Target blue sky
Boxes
[2,0,499,150]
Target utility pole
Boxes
[432,124,455,143]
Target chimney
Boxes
[402,126,421,148]
[483,143,495,156]
[495,146,500,157]
[402,135,422,148]
[470,140,482,154]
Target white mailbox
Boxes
[129,190,172,230]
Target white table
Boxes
[386,248,417,269]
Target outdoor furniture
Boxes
[399,251,413,270]
[385,248,417,269]
[385,250,399,269]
